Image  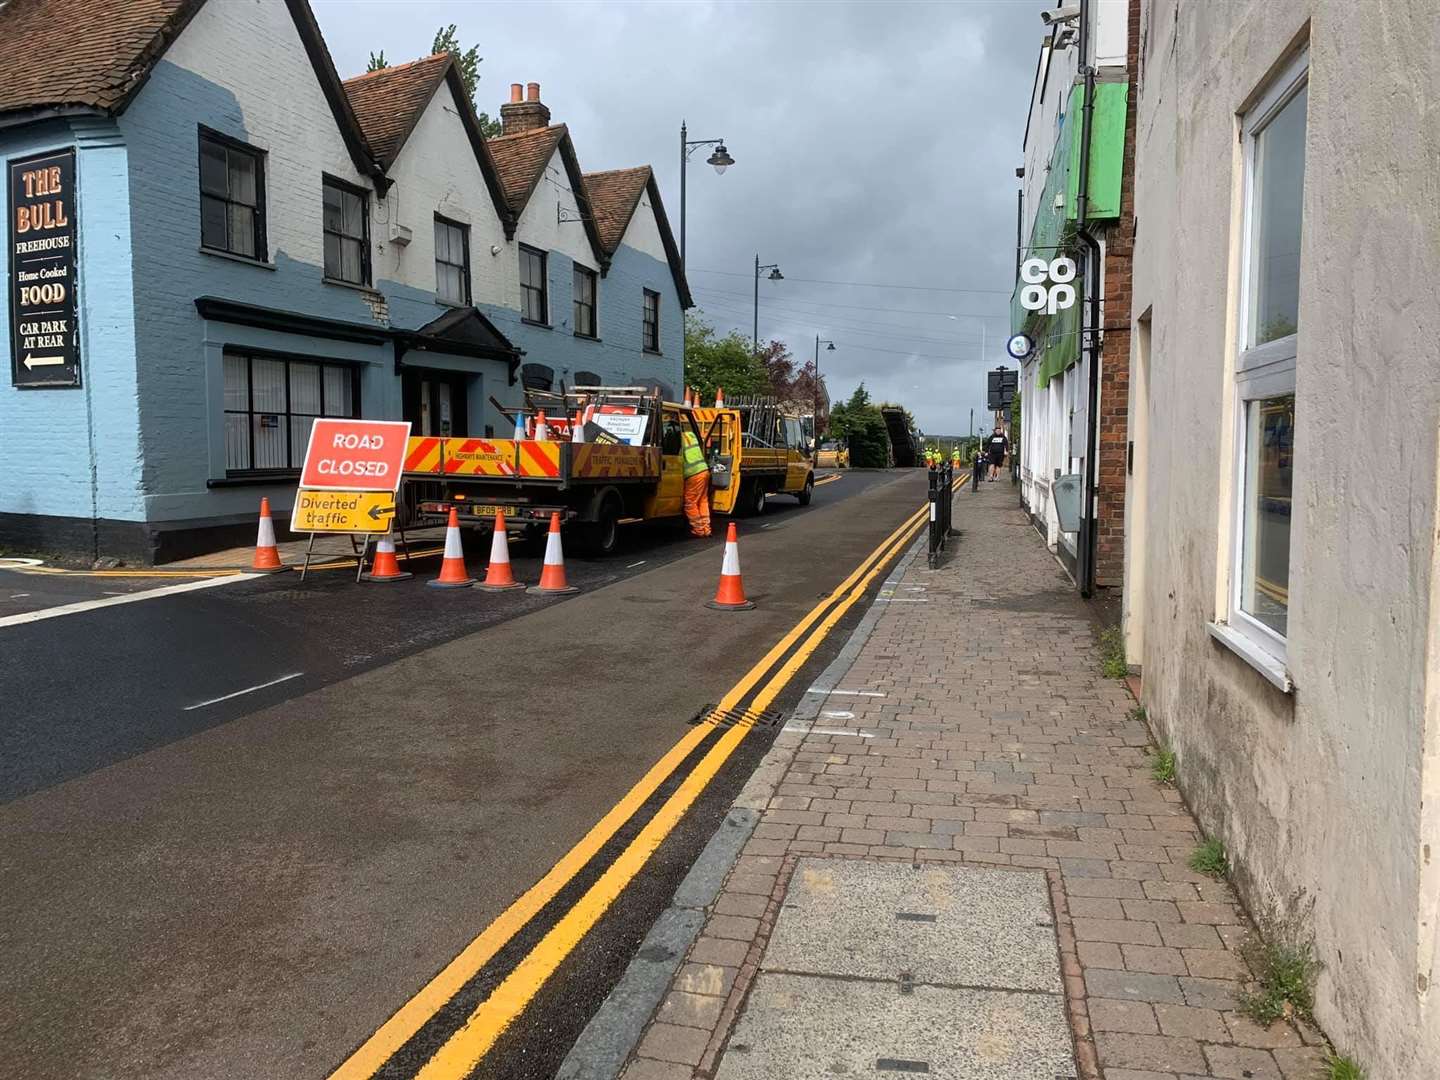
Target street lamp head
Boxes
[707,144,734,174]
[825,342,836,351]
[767,267,784,281]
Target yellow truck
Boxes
[402,387,814,555]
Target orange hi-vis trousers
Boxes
[683,471,711,537]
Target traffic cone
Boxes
[527,511,578,595]
[707,522,755,610]
[715,386,725,408]
[251,497,287,573]
[361,533,412,582]
[427,508,475,588]
[534,410,549,441]
[571,410,585,443]
[513,410,526,440]
[477,509,525,591]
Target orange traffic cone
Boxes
[571,410,585,444]
[715,386,725,408]
[707,522,754,610]
[427,508,475,588]
[361,533,411,582]
[251,497,287,572]
[534,410,550,441]
[527,512,578,595]
[477,509,525,591]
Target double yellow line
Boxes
[331,479,959,1079]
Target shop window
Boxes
[199,128,265,260]
[1227,47,1307,662]
[573,265,598,338]
[520,245,548,324]
[643,289,660,353]
[323,176,369,285]
[434,216,470,305]
[223,352,358,474]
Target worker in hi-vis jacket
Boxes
[680,427,712,537]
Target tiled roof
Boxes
[341,53,451,169]
[486,124,568,213]
[0,0,200,116]
[583,167,652,254]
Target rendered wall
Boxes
[1129,1,1440,1074]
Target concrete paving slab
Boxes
[764,857,1062,993]
[714,973,1075,1080]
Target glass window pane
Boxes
[1240,394,1294,636]
[343,190,363,238]
[323,183,343,232]
[229,150,256,206]
[200,139,228,196]
[228,204,255,256]
[225,412,249,470]
[290,416,315,467]
[201,195,228,249]
[223,354,249,411]
[290,361,321,414]
[1251,85,1306,345]
[341,237,361,283]
[434,219,449,263]
[323,365,352,416]
[253,413,287,469]
[252,357,286,412]
[324,232,341,278]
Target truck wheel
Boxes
[578,494,622,557]
[797,475,814,506]
[750,481,767,516]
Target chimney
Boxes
[500,81,551,136]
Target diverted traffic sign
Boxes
[291,489,396,534]
[299,419,410,492]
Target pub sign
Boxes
[10,148,80,388]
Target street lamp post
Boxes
[679,121,733,273]
[753,254,783,354]
[813,335,835,454]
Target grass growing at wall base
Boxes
[1326,1055,1365,1080]
[1099,626,1127,679]
[1148,746,1176,784]
[1238,936,1320,1025]
[1189,837,1229,877]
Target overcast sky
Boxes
[313,0,1044,436]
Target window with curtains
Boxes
[199,128,265,260]
[223,353,359,474]
[643,289,660,352]
[520,245,548,324]
[434,216,470,305]
[573,264,597,338]
[323,176,369,285]
[1229,47,1307,661]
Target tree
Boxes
[684,312,769,400]
[367,50,387,72]
[828,384,889,467]
[431,25,502,138]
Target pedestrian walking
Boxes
[681,425,712,537]
[986,428,1009,482]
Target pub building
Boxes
[0,0,690,562]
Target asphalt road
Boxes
[1,468,927,1080]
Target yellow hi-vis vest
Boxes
[681,431,708,478]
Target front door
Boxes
[402,370,470,437]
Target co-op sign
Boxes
[1019,256,1077,316]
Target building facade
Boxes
[1126,1,1440,1074]
[0,0,689,563]
[1012,0,1134,591]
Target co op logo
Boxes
[1019,256,1077,315]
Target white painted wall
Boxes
[618,185,668,264]
[511,146,601,276]
[372,84,510,307]
[1130,2,1440,1076]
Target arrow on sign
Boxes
[23,353,65,369]
[367,503,396,521]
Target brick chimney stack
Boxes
[500,81,551,136]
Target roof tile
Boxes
[341,53,451,169]
[486,124,566,214]
[583,166,652,254]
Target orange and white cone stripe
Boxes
[478,509,525,591]
[528,512,578,595]
[251,497,287,573]
[362,533,411,582]
[707,522,754,610]
[715,386,725,408]
[428,508,475,588]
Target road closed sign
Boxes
[299,419,411,492]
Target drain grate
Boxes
[688,703,788,730]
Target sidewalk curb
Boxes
[555,536,926,1080]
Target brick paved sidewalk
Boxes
[617,481,1333,1080]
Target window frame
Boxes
[642,289,661,353]
[519,244,549,326]
[572,263,598,339]
[322,174,371,287]
[222,349,361,476]
[1225,47,1307,663]
[433,214,471,306]
[198,126,267,262]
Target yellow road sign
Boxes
[291,489,396,534]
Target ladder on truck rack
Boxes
[722,395,783,448]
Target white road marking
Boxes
[821,710,855,719]
[626,561,647,569]
[0,557,43,568]
[9,593,30,599]
[783,725,875,738]
[0,574,261,629]
[184,671,304,711]
[805,688,886,697]
[877,598,930,603]
[760,523,774,529]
